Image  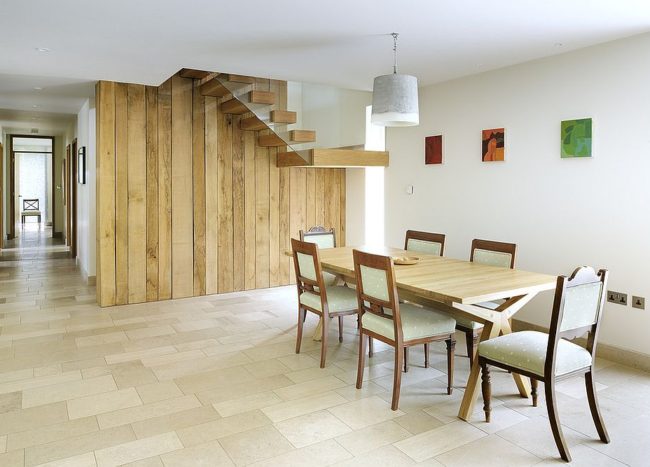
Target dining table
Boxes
[314,245,557,421]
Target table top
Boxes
[318,245,557,305]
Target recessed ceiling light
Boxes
[35,47,51,53]
[33,86,43,91]
[554,42,564,47]
[32,104,40,108]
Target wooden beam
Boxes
[312,149,388,167]
[277,151,311,167]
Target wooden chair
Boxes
[21,198,42,225]
[403,230,446,372]
[300,225,336,249]
[292,238,358,368]
[479,266,610,462]
[353,249,456,410]
[461,239,517,365]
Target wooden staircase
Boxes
[179,68,389,168]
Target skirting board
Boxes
[79,263,97,286]
[512,319,650,373]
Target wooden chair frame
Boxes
[21,198,42,224]
[353,249,456,410]
[291,238,356,368]
[463,238,517,365]
[479,267,610,462]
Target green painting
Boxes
[561,118,592,158]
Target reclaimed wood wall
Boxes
[96,74,346,307]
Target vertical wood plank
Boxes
[217,109,234,293]
[255,138,270,289]
[171,74,194,298]
[204,96,219,294]
[114,82,129,305]
[127,84,147,304]
[339,169,346,246]
[305,169,316,229]
[96,81,116,306]
[324,169,339,237]
[278,165,291,286]
[268,146,280,287]
[145,86,159,302]
[192,82,206,296]
[315,169,325,226]
[158,79,173,300]
[232,115,245,292]
[243,130,256,290]
[289,168,306,284]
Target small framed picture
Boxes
[425,135,443,164]
[77,146,86,184]
[482,128,505,162]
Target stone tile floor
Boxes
[0,254,649,466]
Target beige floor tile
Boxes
[213,391,283,417]
[469,403,529,434]
[174,365,256,395]
[328,396,404,430]
[335,444,416,467]
[394,420,487,462]
[22,375,117,408]
[0,391,22,414]
[434,433,540,466]
[37,451,97,467]
[108,362,158,389]
[0,434,5,453]
[75,331,127,347]
[588,413,650,466]
[94,432,183,467]
[276,354,320,371]
[196,374,292,406]
[0,449,25,466]
[104,346,177,366]
[243,359,291,378]
[135,381,183,404]
[67,387,142,420]
[0,401,68,436]
[176,409,271,447]
[130,406,221,440]
[273,375,347,401]
[262,391,348,423]
[219,425,294,465]
[250,438,352,466]
[275,410,352,448]
[120,456,163,467]
[284,365,346,384]
[124,325,176,340]
[535,443,626,466]
[24,425,135,466]
[334,381,388,402]
[0,370,82,396]
[139,349,205,367]
[393,410,444,435]
[160,439,234,466]
[336,420,410,456]
[96,394,200,429]
[7,416,98,451]
[152,351,252,381]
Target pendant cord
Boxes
[391,32,399,74]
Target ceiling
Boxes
[1,0,649,117]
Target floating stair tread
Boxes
[270,110,297,124]
[179,68,212,79]
[221,91,276,114]
[240,116,266,131]
[226,74,255,84]
[258,130,316,147]
[201,79,230,97]
[277,149,389,168]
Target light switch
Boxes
[406,185,414,195]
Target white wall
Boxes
[385,33,650,356]
[75,98,96,279]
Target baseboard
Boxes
[79,265,97,286]
[53,231,63,238]
[87,276,96,286]
[512,319,650,373]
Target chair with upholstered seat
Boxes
[478,266,610,462]
[460,239,517,365]
[402,230,446,372]
[300,225,336,249]
[21,198,42,225]
[353,249,456,410]
[292,238,358,368]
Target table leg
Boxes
[312,318,323,341]
[499,318,531,397]
[458,319,500,420]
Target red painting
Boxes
[425,135,443,164]
[482,128,505,161]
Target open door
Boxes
[8,139,16,240]
[63,142,78,258]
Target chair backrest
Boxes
[353,249,404,343]
[470,239,516,269]
[300,226,336,249]
[291,238,328,312]
[404,230,445,256]
[545,266,608,376]
[23,198,39,211]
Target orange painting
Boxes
[482,128,505,162]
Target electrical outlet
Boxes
[632,296,645,310]
[607,290,628,306]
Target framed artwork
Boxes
[77,146,86,184]
[561,118,592,158]
[482,128,505,161]
[425,135,443,164]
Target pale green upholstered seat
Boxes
[406,238,442,256]
[478,331,592,377]
[300,286,358,313]
[362,303,456,341]
[302,233,338,286]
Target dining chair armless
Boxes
[478,266,610,462]
[291,238,358,368]
[353,249,456,410]
[300,226,339,287]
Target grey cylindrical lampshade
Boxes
[371,73,419,127]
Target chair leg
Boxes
[320,314,329,368]
[481,360,491,422]
[391,345,404,411]
[356,333,367,389]
[403,347,409,373]
[446,337,455,395]
[368,337,374,358]
[531,377,538,407]
[545,380,572,462]
[424,343,429,368]
[338,316,343,343]
[465,330,479,366]
[295,308,306,354]
[586,370,610,443]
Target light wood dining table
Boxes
[315,245,557,421]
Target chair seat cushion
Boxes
[478,331,592,377]
[22,211,41,216]
[363,303,456,341]
[300,286,358,313]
